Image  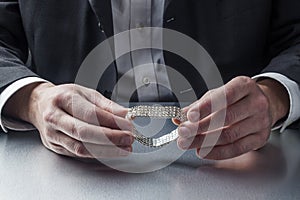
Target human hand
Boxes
[177,76,289,160]
[5,83,134,158]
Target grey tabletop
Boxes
[1,128,300,200]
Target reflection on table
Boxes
[1,128,300,200]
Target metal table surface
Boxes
[1,128,300,200]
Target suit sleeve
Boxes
[0,0,38,94]
[263,0,300,84]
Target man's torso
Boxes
[18,0,274,99]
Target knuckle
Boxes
[92,90,102,99]
[66,94,82,112]
[231,128,240,142]
[207,89,215,96]
[200,99,211,114]
[232,143,246,155]
[70,93,82,104]
[43,109,57,125]
[71,123,87,141]
[52,93,63,106]
[73,142,86,156]
[70,122,77,136]
[103,99,113,112]
[197,121,207,133]
[222,128,236,144]
[64,99,74,113]
[40,135,51,148]
[54,92,70,106]
[225,86,235,101]
[240,76,256,91]
[43,129,54,139]
[225,109,236,125]
[239,76,254,86]
[213,148,225,160]
[49,143,64,154]
[202,91,214,104]
[78,126,88,142]
[42,129,62,147]
[83,107,97,121]
[106,132,122,145]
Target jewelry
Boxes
[126,105,187,148]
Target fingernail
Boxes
[178,127,191,137]
[188,111,200,123]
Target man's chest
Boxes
[19,0,273,83]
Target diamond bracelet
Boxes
[126,105,187,148]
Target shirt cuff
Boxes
[0,77,49,133]
[253,72,300,132]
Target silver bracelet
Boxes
[126,105,187,148]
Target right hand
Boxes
[5,82,134,158]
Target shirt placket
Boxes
[130,0,160,101]
[112,0,173,102]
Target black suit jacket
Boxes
[0,0,300,101]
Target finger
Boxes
[196,133,268,160]
[48,133,132,158]
[45,109,134,146]
[187,76,256,122]
[178,116,268,149]
[80,87,129,118]
[49,131,131,158]
[181,101,198,114]
[59,93,132,131]
[48,143,79,158]
[179,96,257,138]
[49,132,93,158]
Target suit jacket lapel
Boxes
[87,0,114,37]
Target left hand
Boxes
[177,76,289,160]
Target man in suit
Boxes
[0,0,299,160]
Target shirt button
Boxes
[143,77,150,86]
[98,22,105,33]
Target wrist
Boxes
[3,82,54,125]
[257,78,290,126]
[27,82,55,125]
